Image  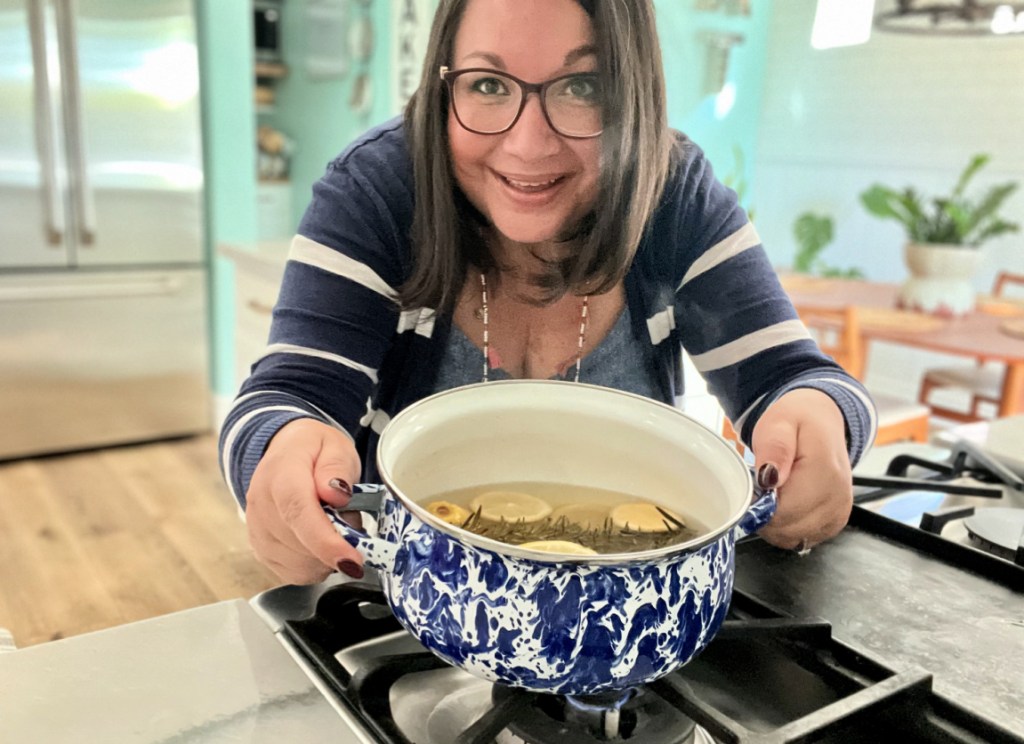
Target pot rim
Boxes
[375,380,756,565]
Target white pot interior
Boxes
[378,381,752,538]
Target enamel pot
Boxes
[323,380,776,696]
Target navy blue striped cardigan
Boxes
[220,118,876,506]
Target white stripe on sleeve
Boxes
[360,405,391,434]
[220,404,312,505]
[646,306,676,344]
[733,378,877,444]
[397,307,438,337]
[259,343,379,384]
[688,320,810,373]
[678,222,761,290]
[290,234,397,299]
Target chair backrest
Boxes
[793,305,866,380]
[993,271,1024,299]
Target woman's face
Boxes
[447,0,601,248]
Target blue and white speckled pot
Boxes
[324,381,776,696]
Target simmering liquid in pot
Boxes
[419,481,708,555]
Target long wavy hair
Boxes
[400,0,674,313]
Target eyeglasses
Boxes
[439,66,603,139]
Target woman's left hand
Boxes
[750,388,854,551]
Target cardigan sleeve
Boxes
[218,120,414,508]
[658,140,877,463]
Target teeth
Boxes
[505,176,560,189]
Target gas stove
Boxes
[250,438,1024,744]
[854,438,1024,566]
[4,433,1022,743]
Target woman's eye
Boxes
[551,74,599,103]
[471,77,510,96]
[566,75,598,99]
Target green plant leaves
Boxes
[792,212,864,278]
[951,153,989,200]
[858,154,1019,247]
[793,212,833,272]
[860,185,909,221]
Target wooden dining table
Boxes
[779,274,1024,417]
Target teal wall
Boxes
[270,0,400,228]
[197,0,257,399]
[654,0,772,215]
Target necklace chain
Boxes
[479,273,589,383]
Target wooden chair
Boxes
[721,417,746,457]
[917,271,1024,422]
[795,305,931,446]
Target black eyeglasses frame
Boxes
[439,65,604,139]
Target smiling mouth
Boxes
[499,174,567,193]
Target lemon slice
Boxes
[610,502,686,533]
[518,540,598,556]
[470,491,552,522]
[550,502,611,530]
[425,500,472,526]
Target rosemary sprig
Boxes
[656,506,688,531]
[456,508,699,554]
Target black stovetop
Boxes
[731,438,1024,736]
[273,493,1024,744]
[282,558,1022,743]
[734,505,1024,738]
[262,442,1024,744]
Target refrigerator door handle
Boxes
[55,0,96,246]
[0,276,186,302]
[28,0,65,246]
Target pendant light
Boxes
[875,1,1024,36]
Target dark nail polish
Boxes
[757,463,780,490]
[328,478,352,495]
[336,559,364,580]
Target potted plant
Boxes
[859,154,1020,316]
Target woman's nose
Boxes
[501,93,561,158]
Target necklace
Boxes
[479,273,589,383]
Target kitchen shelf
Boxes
[254,62,288,79]
[255,84,275,107]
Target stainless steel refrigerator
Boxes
[0,0,210,460]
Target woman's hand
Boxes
[750,388,853,551]
[244,418,364,584]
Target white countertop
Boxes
[935,415,1024,476]
[0,600,352,743]
[855,415,1024,477]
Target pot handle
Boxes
[322,484,398,571]
[732,488,778,540]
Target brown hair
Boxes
[400,0,674,313]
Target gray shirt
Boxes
[432,305,663,400]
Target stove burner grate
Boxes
[277,584,1024,744]
[493,684,697,744]
[854,444,1024,571]
[964,508,1024,564]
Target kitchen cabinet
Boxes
[219,243,290,395]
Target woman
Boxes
[220,0,876,585]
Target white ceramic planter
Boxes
[898,242,981,317]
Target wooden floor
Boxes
[0,434,279,648]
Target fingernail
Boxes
[757,463,779,490]
[328,478,352,496]
[336,559,364,579]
